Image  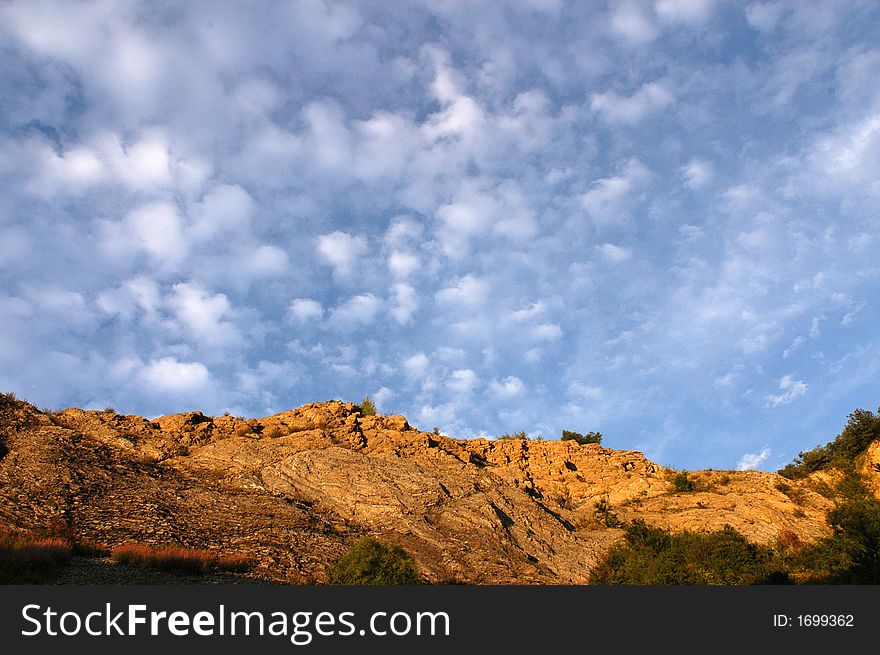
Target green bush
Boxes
[590,520,790,585]
[357,396,377,416]
[327,538,421,585]
[790,477,880,583]
[779,407,880,479]
[561,429,602,445]
[671,470,695,492]
[497,431,528,440]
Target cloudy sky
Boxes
[1,0,878,471]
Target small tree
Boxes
[561,429,602,445]
[672,470,695,492]
[327,538,421,585]
[358,396,377,416]
[497,431,528,440]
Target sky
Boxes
[1,0,879,472]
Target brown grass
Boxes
[0,532,73,583]
[111,543,253,576]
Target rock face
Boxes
[0,396,856,584]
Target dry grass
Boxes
[111,543,253,576]
[0,532,72,583]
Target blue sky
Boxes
[1,0,878,471]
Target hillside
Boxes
[1,393,875,584]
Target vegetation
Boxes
[0,390,19,409]
[0,533,72,583]
[784,476,880,583]
[551,487,574,510]
[594,498,622,527]
[357,395,377,416]
[671,470,696,492]
[497,431,528,440]
[590,520,790,585]
[561,429,602,445]
[111,543,252,576]
[779,407,880,479]
[327,537,421,585]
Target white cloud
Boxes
[190,184,256,240]
[581,159,651,224]
[782,336,806,359]
[328,294,381,330]
[656,0,715,25]
[841,302,866,326]
[510,302,545,322]
[765,375,808,407]
[168,282,241,347]
[435,187,496,255]
[434,275,489,309]
[590,81,674,123]
[38,130,177,195]
[141,357,211,395]
[596,243,632,264]
[490,375,525,398]
[532,323,563,340]
[287,298,324,323]
[681,158,714,189]
[317,230,368,278]
[567,382,603,399]
[448,368,479,395]
[372,386,393,410]
[737,447,772,471]
[102,201,187,266]
[404,352,430,379]
[246,244,289,278]
[388,250,421,279]
[610,1,659,44]
[389,282,419,325]
[809,113,880,198]
[745,1,786,33]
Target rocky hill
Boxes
[2,394,875,584]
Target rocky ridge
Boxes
[2,396,871,583]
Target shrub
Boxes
[0,391,19,409]
[497,431,528,440]
[357,396,377,416]
[590,520,790,585]
[775,481,807,505]
[552,487,574,511]
[561,429,602,445]
[0,533,72,583]
[671,470,695,492]
[594,498,621,527]
[790,477,880,583]
[104,406,116,414]
[779,407,880,479]
[327,537,421,585]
